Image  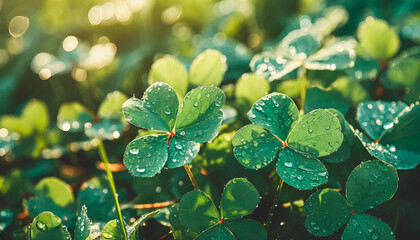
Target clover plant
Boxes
[122,82,225,178]
[354,100,420,170]
[304,160,398,239]
[232,93,343,190]
[27,206,159,240]
[250,29,356,81]
[172,178,267,239]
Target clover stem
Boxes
[97,139,128,240]
[299,68,307,115]
[266,178,284,233]
[184,164,200,190]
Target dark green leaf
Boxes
[226,219,268,240]
[219,178,260,219]
[232,124,281,169]
[277,147,328,190]
[195,224,235,240]
[356,101,407,141]
[76,184,116,223]
[177,111,224,143]
[304,189,350,236]
[175,86,225,134]
[75,205,91,240]
[341,213,396,240]
[354,130,420,169]
[179,190,219,231]
[248,93,299,140]
[123,135,168,178]
[346,160,398,212]
[169,204,198,240]
[320,144,351,164]
[127,210,160,240]
[166,136,200,168]
[305,87,349,115]
[122,82,179,132]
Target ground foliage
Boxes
[1,0,420,239]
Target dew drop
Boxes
[130,147,139,155]
[36,221,47,231]
[136,168,145,173]
[284,161,293,167]
[102,232,113,239]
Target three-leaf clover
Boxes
[122,82,225,177]
[304,160,398,239]
[250,28,356,81]
[353,100,420,170]
[232,93,343,190]
[175,178,267,240]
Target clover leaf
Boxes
[354,100,420,169]
[233,93,343,190]
[75,205,91,240]
[304,160,398,239]
[28,211,72,240]
[320,109,355,164]
[148,50,227,98]
[57,91,128,141]
[250,29,356,81]
[122,82,225,177]
[383,46,420,89]
[28,208,159,240]
[357,17,400,60]
[176,178,266,240]
[27,177,77,227]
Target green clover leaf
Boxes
[357,17,400,60]
[233,93,343,190]
[354,100,420,169]
[29,211,72,240]
[177,178,267,240]
[148,50,227,98]
[250,29,356,81]
[383,46,420,89]
[319,109,355,164]
[75,205,91,240]
[304,160,397,239]
[57,102,94,133]
[123,82,225,177]
[27,177,77,228]
[341,213,396,240]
